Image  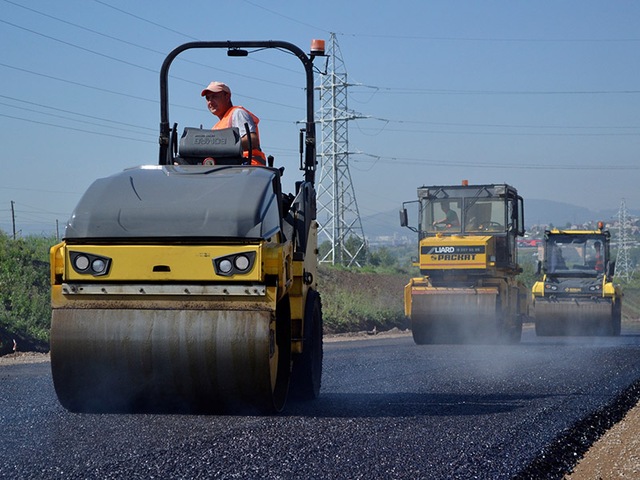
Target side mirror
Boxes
[399,208,408,227]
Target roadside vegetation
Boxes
[0,232,638,354]
[0,232,53,354]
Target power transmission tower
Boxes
[614,198,633,281]
[316,33,366,266]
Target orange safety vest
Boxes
[595,252,604,272]
[213,106,267,166]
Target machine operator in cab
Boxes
[433,201,460,229]
[201,81,266,166]
[593,241,604,272]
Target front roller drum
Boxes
[534,298,619,336]
[410,287,505,344]
[51,307,291,414]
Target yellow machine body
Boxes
[50,228,315,413]
[532,228,622,336]
[401,183,527,344]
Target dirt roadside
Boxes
[2,331,638,478]
[565,401,640,479]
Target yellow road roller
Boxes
[400,182,528,344]
[532,225,622,336]
[49,41,325,413]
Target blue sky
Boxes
[1,0,639,236]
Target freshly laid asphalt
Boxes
[1,325,639,479]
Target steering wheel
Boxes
[479,221,503,231]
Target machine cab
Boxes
[541,230,612,278]
[400,183,525,270]
[402,183,524,237]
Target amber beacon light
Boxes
[310,39,325,56]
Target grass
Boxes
[0,233,638,354]
[317,266,410,333]
[0,233,53,354]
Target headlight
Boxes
[234,254,250,271]
[91,258,107,274]
[545,284,558,291]
[74,254,90,271]
[589,284,602,291]
[69,252,111,276]
[213,252,256,276]
[218,259,233,274]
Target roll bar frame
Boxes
[158,41,317,184]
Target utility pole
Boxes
[614,198,633,281]
[316,33,366,266]
[10,200,16,240]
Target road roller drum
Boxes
[51,307,289,413]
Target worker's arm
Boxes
[241,132,261,151]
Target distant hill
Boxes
[524,200,620,227]
[362,200,638,240]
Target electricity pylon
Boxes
[315,33,366,266]
[614,198,633,281]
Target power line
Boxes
[0,94,156,132]
[92,0,199,40]
[349,152,638,171]
[3,11,636,137]
[352,124,640,137]
[340,33,640,43]
[360,116,640,131]
[14,202,72,216]
[0,113,156,143]
[1,18,281,94]
[0,18,159,74]
[0,100,157,137]
[349,84,640,95]
[0,61,301,112]
[238,0,640,43]
[2,0,304,87]
[0,185,82,195]
[0,62,159,103]
[5,3,639,101]
[2,0,168,54]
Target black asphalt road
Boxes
[1,325,640,479]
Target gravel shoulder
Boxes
[0,351,50,365]
[565,401,640,479]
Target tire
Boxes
[411,322,433,345]
[289,290,323,400]
[270,297,292,413]
[502,319,522,344]
[611,300,622,336]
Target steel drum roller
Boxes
[534,298,614,336]
[51,308,286,413]
[410,287,499,343]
